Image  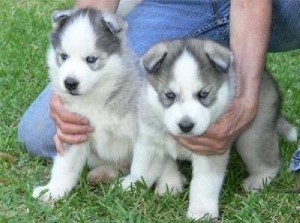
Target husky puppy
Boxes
[121,39,297,219]
[32,9,141,201]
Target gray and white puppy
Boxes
[122,39,297,219]
[33,9,141,201]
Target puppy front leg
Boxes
[187,150,230,220]
[121,138,165,190]
[155,157,185,196]
[33,143,89,201]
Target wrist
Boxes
[75,0,119,11]
[234,67,262,101]
[237,94,259,121]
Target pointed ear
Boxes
[52,9,74,29]
[204,41,233,73]
[102,11,127,36]
[142,43,168,74]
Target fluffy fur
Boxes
[32,9,141,201]
[121,39,297,220]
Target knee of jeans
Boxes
[269,0,300,51]
[18,113,56,159]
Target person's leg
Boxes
[18,85,56,158]
[125,0,230,56]
[269,0,300,52]
[125,0,300,54]
[18,0,231,159]
[20,0,300,159]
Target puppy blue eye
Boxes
[86,56,98,64]
[165,91,176,100]
[197,90,209,99]
[61,53,68,61]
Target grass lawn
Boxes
[0,0,299,222]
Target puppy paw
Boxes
[87,165,119,185]
[32,185,68,202]
[187,205,218,220]
[155,175,185,196]
[243,168,278,192]
[120,175,139,190]
[155,182,183,196]
[155,172,186,196]
[242,175,273,192]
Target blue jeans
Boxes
[18,0,300,158]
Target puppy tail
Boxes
[276,114,298,142]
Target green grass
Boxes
[0,0,299,222]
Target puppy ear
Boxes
[142,43,168,74]
[204,41,233,73]
[102,11,127,36]
[52,10,74,29]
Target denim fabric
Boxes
[290,147,300,172]
[126,0,230,56]
[270,0,300,52]
[18,0,300,158]
[126,0,300,55]
[18,85,56,158]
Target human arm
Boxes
[176,0,272,154]
[75,0,120,11]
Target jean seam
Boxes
[212,0,230,41]
[186,16,229,40]
[186,0,229,40]
[217,15,230,41]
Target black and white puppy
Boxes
[33,9,141,201]
[122,39,297,219]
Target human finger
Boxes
[176,136,229,155]
[50,94,89,125]
[56,128,88,145]
[54,134,65,155]
[55,116,93,135]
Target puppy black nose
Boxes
[64,77,79,91]
[178,119,195,133]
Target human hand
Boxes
[50,94,94,154]
[175,97,258,155]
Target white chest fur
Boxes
[64,92,137,161]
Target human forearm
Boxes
[178,1,273,154]
[230,0,272,104]
[76,0,120,12]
